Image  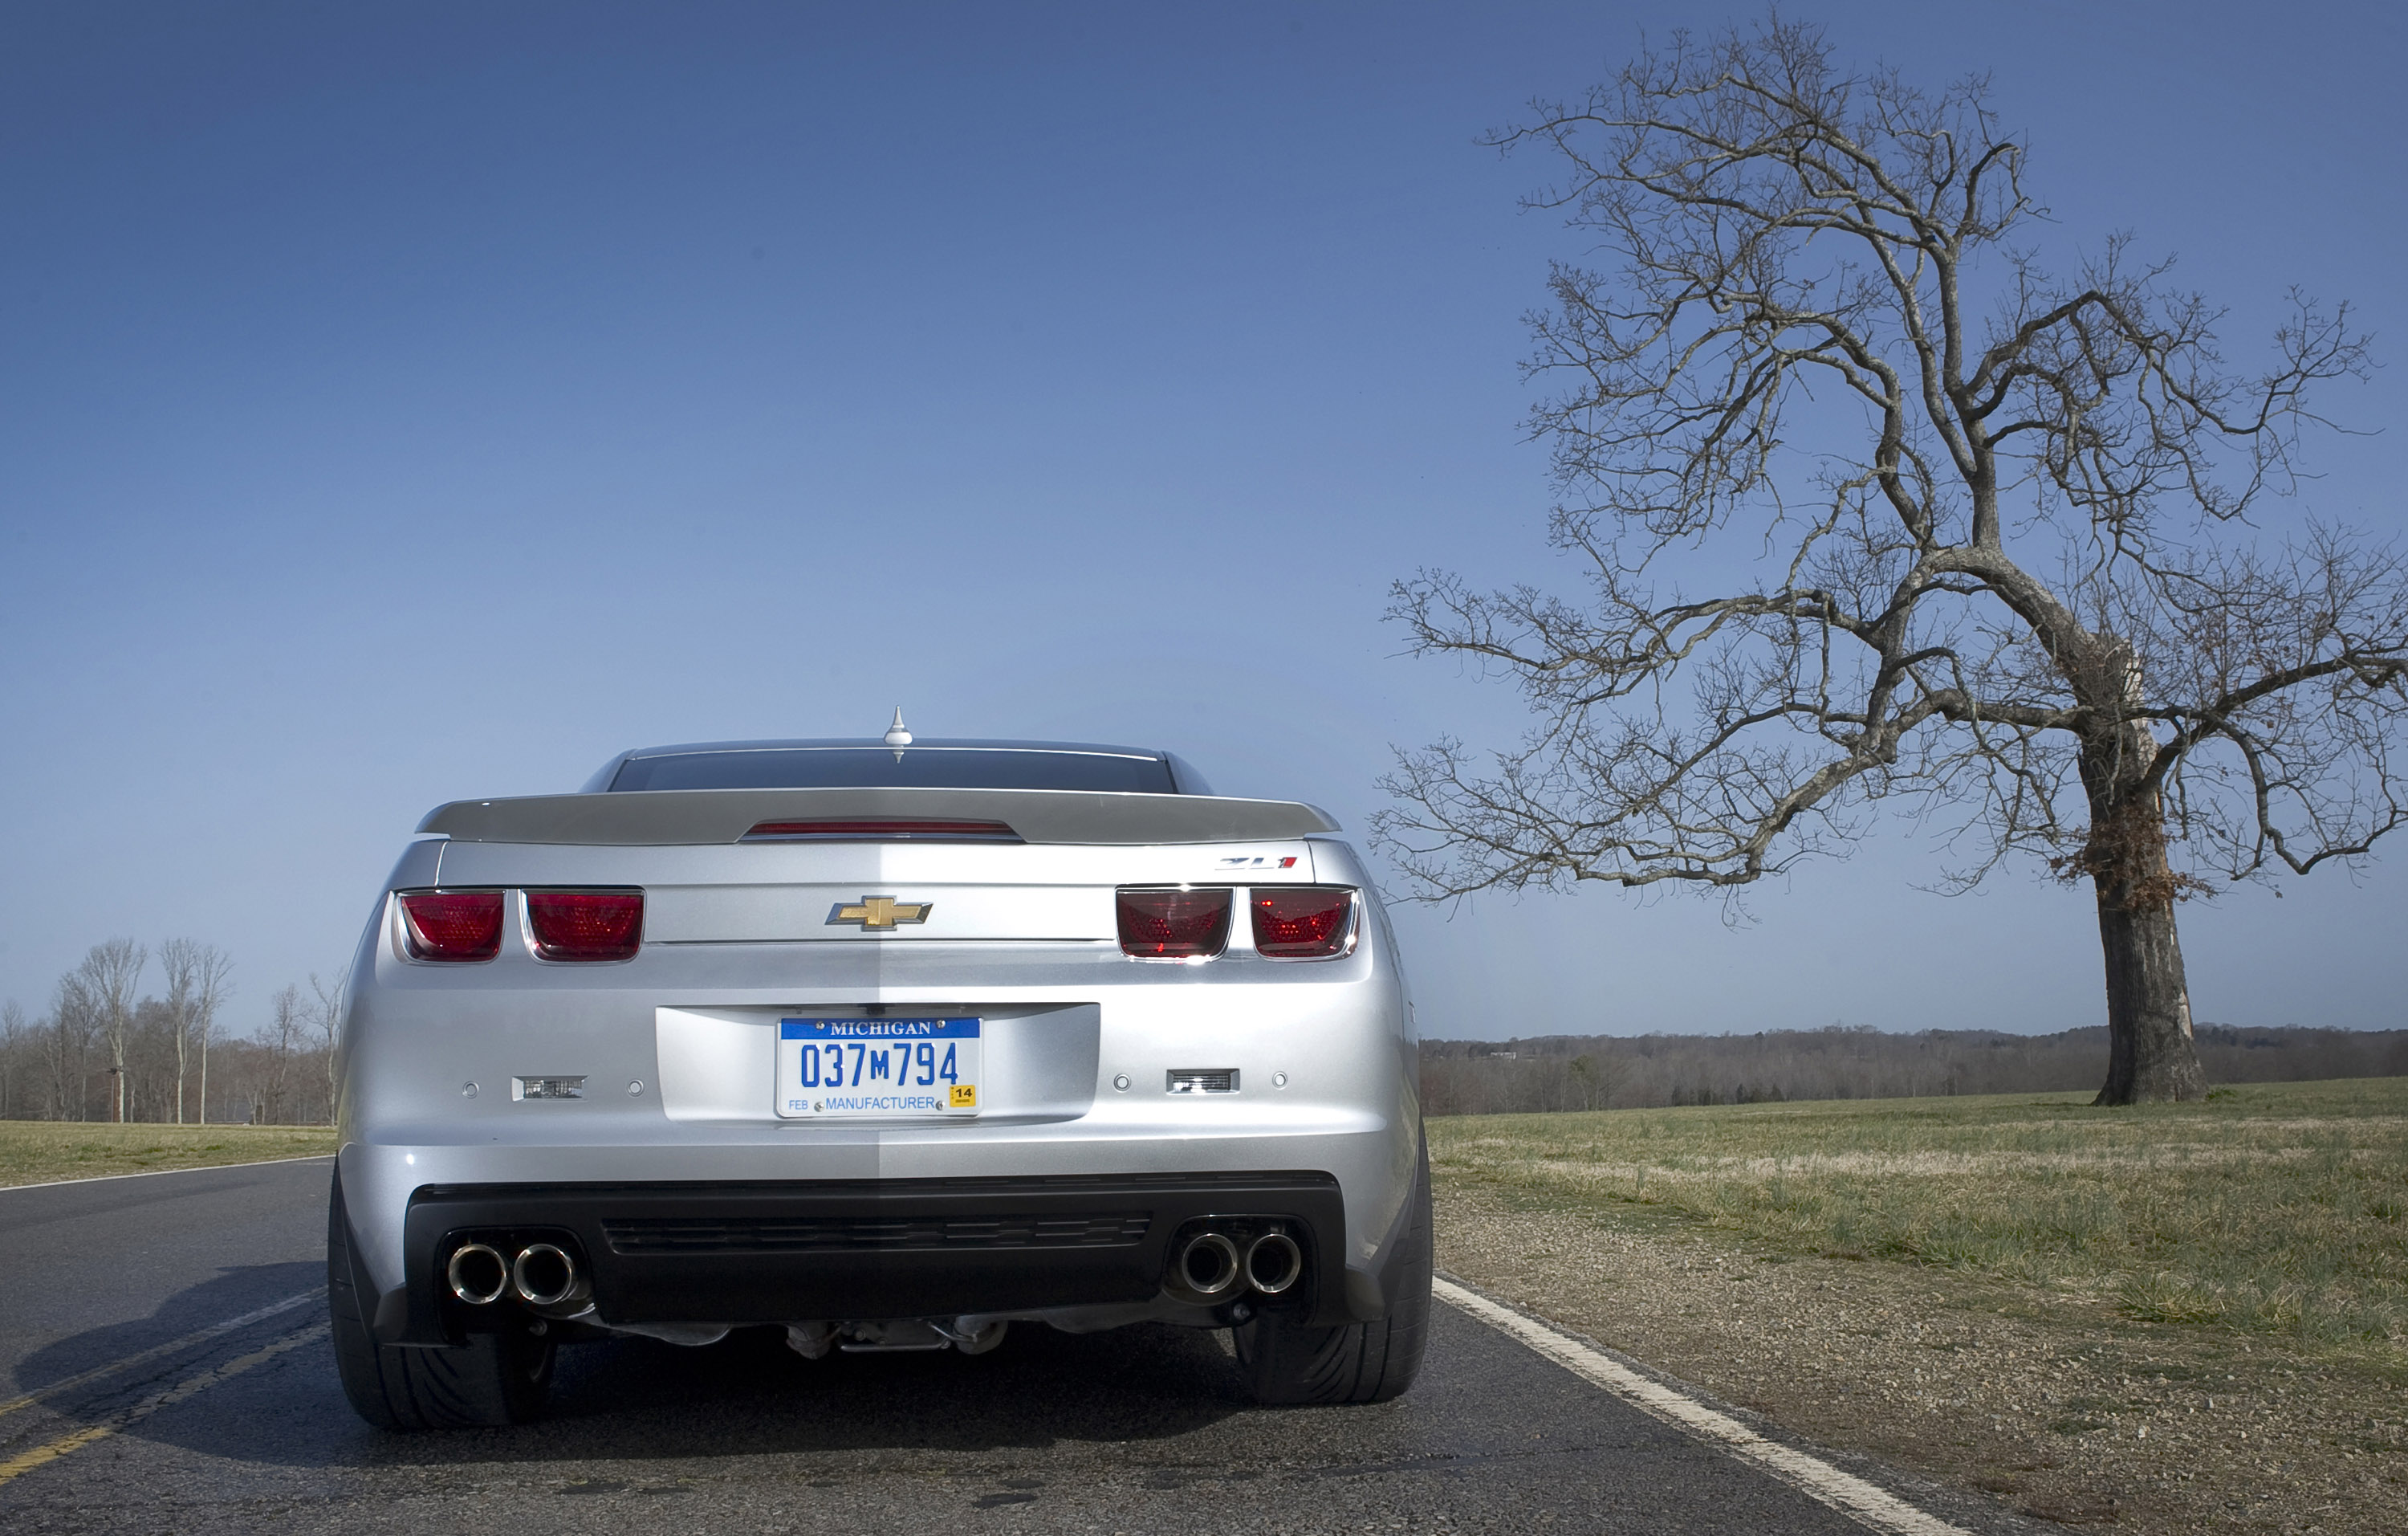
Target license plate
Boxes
[775,1017,981,1118]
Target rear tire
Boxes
[327,1170,554,1430]
[1234,1138,1431,1405]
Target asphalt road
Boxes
[0,1159,1993,1534]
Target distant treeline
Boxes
[1419,1025,2408,1116]
[0,939,343,1127]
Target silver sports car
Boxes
[327,725,1430,1428]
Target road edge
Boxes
[0,1154,335,1196]
[1434,1271,2045,1536]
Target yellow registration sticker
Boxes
[950,1084,978,1109]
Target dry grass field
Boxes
[0,1120,336,1188]
[1431,1079,2408,1351]
[1430,1079,2408,1533]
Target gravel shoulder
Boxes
[1435,1180,2408,1534]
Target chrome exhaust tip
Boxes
[510,1243,588,1309]
[445,1242,510,1306]
[1176,1232,1243,1298]
[1244,1231,1304,1295]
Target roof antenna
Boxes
[884,707,913,760]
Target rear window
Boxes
[608,748,1179,794]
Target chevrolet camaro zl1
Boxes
[327,726,1429,1428]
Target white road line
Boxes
[0,1153,334,1196]
[1434,1277,1970,1536]
[0,1290,320,1422]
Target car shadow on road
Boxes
[10,1258,323,1393]
[71,1268,1255,1469]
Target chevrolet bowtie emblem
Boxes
[828,896,933,931]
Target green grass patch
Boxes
[1429,1078,2408,1355]
[0,1120,336,1188]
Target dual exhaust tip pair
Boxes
[1174,1228,1303,1300]
[446,1241,588,1310]
[457,1228,1298,1311]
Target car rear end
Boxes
[329,745,1426,1424]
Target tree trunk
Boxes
[2080,725,2209,1106]
[2093,887,2207,1103]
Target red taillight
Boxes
[742,819,1023,843]
[1117,888,1232,959]
[398,890,504,962]
[1251,887,1355,959]
[526,890,645,961]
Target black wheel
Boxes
[327,1169,554,1430]
[1234,1138,1431,1405]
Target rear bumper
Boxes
[366,1168,1390,1343]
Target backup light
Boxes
[742,818,1023,843]
[398,890,504,962]
[1167,1069,1239,1094]
[526,890,645,961]
[1251,887,1355,959]
[1117,888,1232,959]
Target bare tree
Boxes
[1564,1051,1625,1110]
[75,940,147,1122]
[0,1000,26,1118]
[183,945,234,1126]
[309,969,349,1127]
[1378,18,2404,1104]
[160,940,237,1126]
[261,983,304,1125]
[47,972,100,1120]
[161,939,198,1124]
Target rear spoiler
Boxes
[417,786,1340,846]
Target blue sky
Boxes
[2,1,2401,1043]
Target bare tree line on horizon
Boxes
[1419,1023,2408,1118]
[0,939,348,1127]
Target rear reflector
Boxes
[1117,887,1232,959]
[1251,887,1355,959]
[526,890,645,961]
[742,819,1023,843]
[398,890,504,962]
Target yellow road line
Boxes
[0,1290,318,1421]
[0,1424,113,1484]
[0,1322,327,1489]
